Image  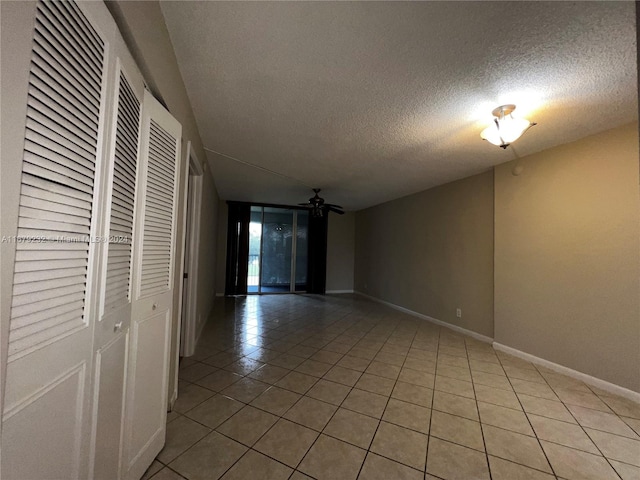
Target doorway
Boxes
[248,206,309,293]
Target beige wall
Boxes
[494,123,640,392]
[327,212,356,292]
[354,171,495,338]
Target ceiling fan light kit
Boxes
[299,189,345,217]
[480,104,536,149]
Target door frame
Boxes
[177,142,203,362]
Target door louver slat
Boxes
[8,0,104,358]
[103,72,140,313]
[139,119,176,297]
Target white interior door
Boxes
[124,90,182,480]
[89,39,145,480]
[1,1,113,478]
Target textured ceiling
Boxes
[160,1,637,211]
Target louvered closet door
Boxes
[1,1,112,478]
[88,38,145,480]
[124,90,182,480]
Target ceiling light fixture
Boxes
[480,104,536,149]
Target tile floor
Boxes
[143,294,640,480]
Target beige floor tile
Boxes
[518,393,576,423]
[268,353,306,370]
[140,460,163,480]
[474,383,521,410]
[290,471,314,480]
[402,357,436,374]
[306,379,352,405]
[151,468,187,480]
[216,405,278,446]
[220,449,292,479]
[483,424,552,473]
[185,394,244,428]
[510,378,558,400]
[472,371,513,390]
[338,355,371,371]
[254,418,319,467]
[172,383,216,414]
[437,364,472,382]
[438,353,469,369]
[430,410,485,451]
[275,371,319,394]
[488,455,555,479]
[568,404,638,438]
[439,346,468,359]
[296,359,333,377]
[624,416,640,436]
[503,366,546,384]
[324,342,352,355]
[397,368,435,388]
[528,413,599,454]
[610,459,640,480]
[250,386,301,416]
[601,395,640,419]
[478,401,534,436]
[382,398,431,434]
[554,388,613,412]
[169,431,247,480]
[299,434,366,480]
[288,345,318,358]
[323,407,379,449]
[310,350,344,365]
[158,415,211,464]
[365,361,402,379]
[223,357,265,376]
[166,410,181,424]
[342,388,388,418]
[354,373,395,396]
[323,365,363,386]
[585,428,640,466]
[435,375,475,399]
[391,381,433,408]
[433,390,479,420]
[470,360,505,376]
[374,351,406,367]
[349,347,378,361]
[178,362,218,382]
[541,440,620,480]
[542,372,591,393]
[370,421,428,470]
[195,370,243,392]
[284,396,338,431]
[426,437,490,480]
[221,377,270,403]
[247,364,290,384]
[358,452,423,480]
[202,351,239,368]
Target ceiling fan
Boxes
[299,189,345,217]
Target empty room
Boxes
[1,1,639,479]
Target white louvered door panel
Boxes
[1,1,115,479]
[125,90,182,480]
[89,40,145,480]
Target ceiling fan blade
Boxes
[327,206,345,215]
[325,203,343,209]
[298,203,311,206]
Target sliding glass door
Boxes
[247,206,308,293]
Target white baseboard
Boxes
[493,342,640,403]
[326,290,354,294]
[354,291,493,344]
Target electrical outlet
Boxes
[456,308,462,318]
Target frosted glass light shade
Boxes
[480,105,534,148]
